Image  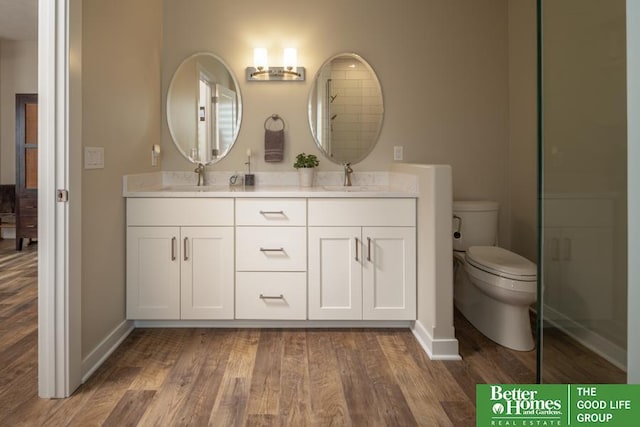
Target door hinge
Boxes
[56,189,69,202]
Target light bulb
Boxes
[253,48,268,70]
[283,48,297,71]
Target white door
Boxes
[308,227,362,320]
[126,227,181,319]
[362,227,416,320]
[216,84,237,156]
[181,227,234,319]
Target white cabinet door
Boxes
[544,227,614,323]
[362,227,416,320]
[181,227,234,319]
[308,227,362,320]
[127,227,181,319]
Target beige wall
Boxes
[81,0,162,357]
[508,0,538,262]
[162,0,513,244]
[0,40,38,184]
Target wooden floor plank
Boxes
[378,334,454,425]
[306,330,352,426]
[246,329,284,416]
[103,389,156,427]
[278,330,312,426]
[360,330,419,427]
[171,329,234,426]
[333,330,385,426]
[66,366,142,426]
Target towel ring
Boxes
[264,114,285,131]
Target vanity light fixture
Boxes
[246,48,305,81]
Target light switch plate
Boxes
[84,147,105,169]
[393,146,403,161]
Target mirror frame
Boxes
[167,52,243,165]
[307,52,384,165]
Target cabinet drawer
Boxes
[127,198,234,226]
[236,227,306,271]
[236,198,306,226]
[18,196,37,216]
[236,272,306,320]
[308,199,415,226]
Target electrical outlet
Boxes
[393,146,403,161]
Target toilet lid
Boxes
[466,246,537,281]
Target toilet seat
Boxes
[466,246,536,282]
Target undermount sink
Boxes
[322,185,383,192]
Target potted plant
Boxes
[293,153,319,187]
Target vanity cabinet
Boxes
[235,198,307,320]
[308,199,416,320]
[126,196,417,322]
[126,198,234,320]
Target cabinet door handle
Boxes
[259,294,284,300]
[367,237,372,262]
[184,237,189,261]
[260,247,284,252]
[355,237,360,261]
[563,238,571,261]
[171,237,177,261]
[259,210,285,215]
[551,238,560,261]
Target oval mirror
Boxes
[167,52,242,164]
[308,53,384,164]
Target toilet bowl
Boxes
[453,201,537,351]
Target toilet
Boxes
[452,201,537,351]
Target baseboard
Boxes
[411,320,461,360]
[81,320,134,383]
[133,319,413,328]
[543,305,627,371]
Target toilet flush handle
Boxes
[453,215,462,239]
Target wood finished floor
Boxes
[0,239,625,426]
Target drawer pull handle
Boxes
[260,294,284,300]
[367,237,372,262]
[259,210,285,215]
[171,237,177,261]
[355,237,360,261]
[260,247,284,252]
[184,237,189,261]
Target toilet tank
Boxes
[452,200,499,251]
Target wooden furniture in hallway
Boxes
[15,94,38,251]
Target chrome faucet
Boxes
[194,163,205,186]
[343,162,353,187]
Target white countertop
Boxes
[123,171,419,198]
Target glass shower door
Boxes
[539,0,627,383]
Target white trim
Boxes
[544,306,627,371]
[134,320,413,328]
[627,0,640,384]
[38,0,82,398]
[411,320,461,361]
[81,321,134,383]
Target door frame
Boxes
[38,0,82,398]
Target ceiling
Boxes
[0,0,38,41]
